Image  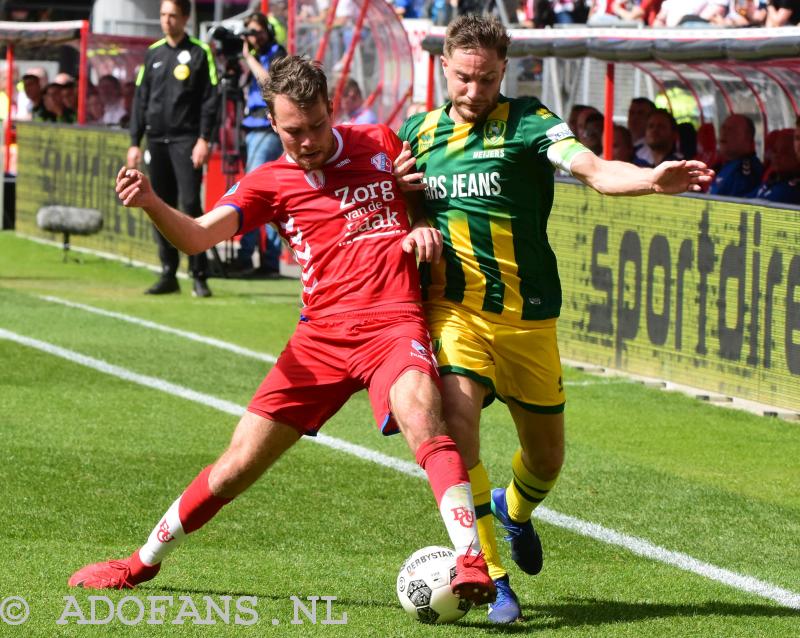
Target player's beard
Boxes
[452,96,497,124]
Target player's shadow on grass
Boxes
[456,598,798,632]
[514,598,798,631]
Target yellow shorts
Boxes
[425,299,565,413]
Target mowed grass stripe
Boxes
[0,327,422,479]
[39,295,278,364]
[1,326,798,610]
[37,294,621,389]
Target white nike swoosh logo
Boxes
[153,61,163,68]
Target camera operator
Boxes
[128,0,219,297]
[235,12,287,276]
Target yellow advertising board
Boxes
[15,122,160,266]
[550,182,800,412]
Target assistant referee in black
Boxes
[128,0,219,297]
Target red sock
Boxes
[128,549,162,584]
[138,465,234,567]
[415,436,479,555]
[178,465,233,533]
[415,435,470,505]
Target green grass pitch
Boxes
[0,232,798,637]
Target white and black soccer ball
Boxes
[396,546,472,624]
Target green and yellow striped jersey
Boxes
[398,95,587,324]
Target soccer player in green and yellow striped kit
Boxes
[397,15,714,623]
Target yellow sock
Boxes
[506,448,559,523]
[468,461,506,581]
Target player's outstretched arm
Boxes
[570,152,715,196]
[116,167,239,255]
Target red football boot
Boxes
[451,548,497,605]
[68,550,160,590]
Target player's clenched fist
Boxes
[116,167,158,209]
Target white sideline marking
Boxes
[0,329,420,481]
[39,295,277,364]
[534,508,800,610]
[1,326,798,610]
[36,296,618,388]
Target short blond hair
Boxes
[444,15,510,59]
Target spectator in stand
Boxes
[588,0,626,23]
[424,0,454,25]
[552,0,590,22]
[337,78,378,125]
[581,112,604,156]
[711,0,766,24]
[98,75,127,126]
[36,83,76,123]
[394,0,423,17]
[750,128,800,204]
[710,114,763,197]
[54,73,78,113]
[86,89,105,124]
[654,0,728,25]
[20,67,48,121]
[766,0,800,23]
[634,109,683,167]
[608,0,664,23]
[567,104,590,135]
[573,105,601,143]
[609,0,645,21]
[613,124,635,163]
[628,97,655,160]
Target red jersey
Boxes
[216,124,421,319]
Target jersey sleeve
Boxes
[521,100,591,175]
[214,168,279,235]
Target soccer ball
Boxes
[396,546,472,624]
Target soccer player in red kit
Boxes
[68,55,495,603]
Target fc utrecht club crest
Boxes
[370,152,392,173]
[304,169,326,189]
[411,339,429,356]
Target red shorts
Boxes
[248,303,440,436]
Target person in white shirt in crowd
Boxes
[336,78,377,125]
[654,0,729,25]
[19,67,48,121]
[98,74,127,126]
